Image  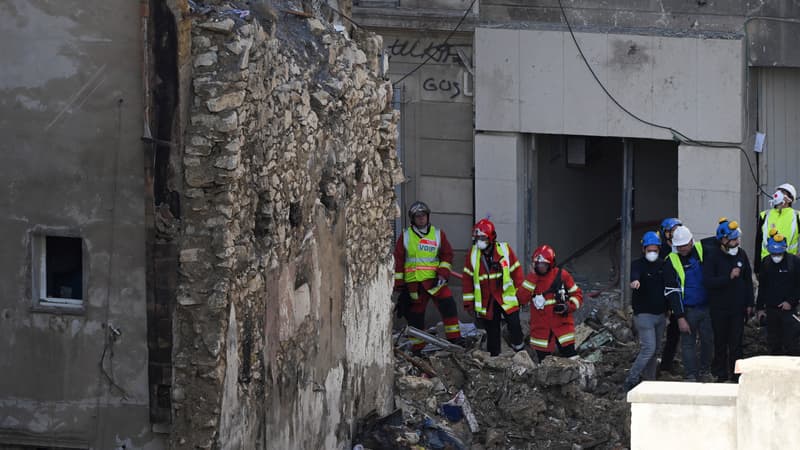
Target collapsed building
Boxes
[1,0,400,448]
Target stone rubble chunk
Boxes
[198,18,235,34]
[207,91,246,112]
[194,51,218,68]
[307,18,325,35]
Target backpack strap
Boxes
[544,268,564,296]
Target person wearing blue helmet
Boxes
[625,231,668,391]
[702,219,754,382]
[658,217,682,375]
[755,230,800,356]
[659,218,682,259]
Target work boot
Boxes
[449,337,466,348]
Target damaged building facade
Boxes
[355,0,800,298]
[1,0,399,448]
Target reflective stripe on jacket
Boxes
[667,242,705,306]
[403,226,441,283]
[466,242,519,316]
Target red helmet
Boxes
[473,218,497,242]
[532,245,556,265]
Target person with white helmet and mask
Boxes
[755,182,800,275]
[664,225,714,382]
[702,219,755,382]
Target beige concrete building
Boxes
[357,0,800,300]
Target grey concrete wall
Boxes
[385,30,475,276]
[475,27,744,142]
[0,1,161,448]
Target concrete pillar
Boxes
[678,145,742,239]
[628,381,739,450]
[736,356,800,450]
[474,132,526,254]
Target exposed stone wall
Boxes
[171,3,400,448]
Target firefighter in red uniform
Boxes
[462,218,526,356]
[393,201,462,352]
[518,245,583,360]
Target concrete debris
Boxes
[375,292,641,449]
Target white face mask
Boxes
[773,190,786,208]
[772,254,784,264]
[645,251,659,262]
[476,240,488,250]
[727,246,739,256]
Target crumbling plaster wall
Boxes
[171,4,400,448]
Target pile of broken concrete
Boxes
[354,302,636,449]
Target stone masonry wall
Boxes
[171,3,400,448]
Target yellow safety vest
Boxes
[403,226,441,283]
[667,242,703,296]
[467,242,518,316]
[760,208,800,259]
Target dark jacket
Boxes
[664,245,706,318]
[756,254,800,309]
[659,241,673,260]
[702,245,755,313]
[630,257,667,315]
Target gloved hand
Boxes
[533,295,546,310]
[464,302,475,314]
[553,303,568,316]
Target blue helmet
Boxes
[715,218,741,241]
[660,218,682,235]
[767,231,788,254]
[641,231,661,248]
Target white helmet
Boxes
[672,225,693,247]
[777,183,797,202]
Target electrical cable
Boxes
[555,0,770,198]
[99,98,129,401]
[392,0,477,86]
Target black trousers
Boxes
[535,332,577,361]
[766,308,800,356]
[405,296,459,337]
[710,309,744,381]
[660,313,680,370]
[483,308,524,356]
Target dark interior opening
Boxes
[46,236,83,300]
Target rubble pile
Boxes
[357,293,638,449]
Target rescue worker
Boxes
[665,225,713,382]
[659,218,683,259]
[393,201,462,352]
[756,230,800,356]
[700,217,733,253]
[462,218,526,356]
[517,245,583,361]
[703,219,754,382]
[658,217,683,374]
[625,231,667,391]
[755,183,800,275]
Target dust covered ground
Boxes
[354,285,771,449]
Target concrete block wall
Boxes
[677,145,743,243]
[475,28,744,143]
[629,356,800,450]
[474,132,526,254]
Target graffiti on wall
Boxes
[386,38,471,64]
